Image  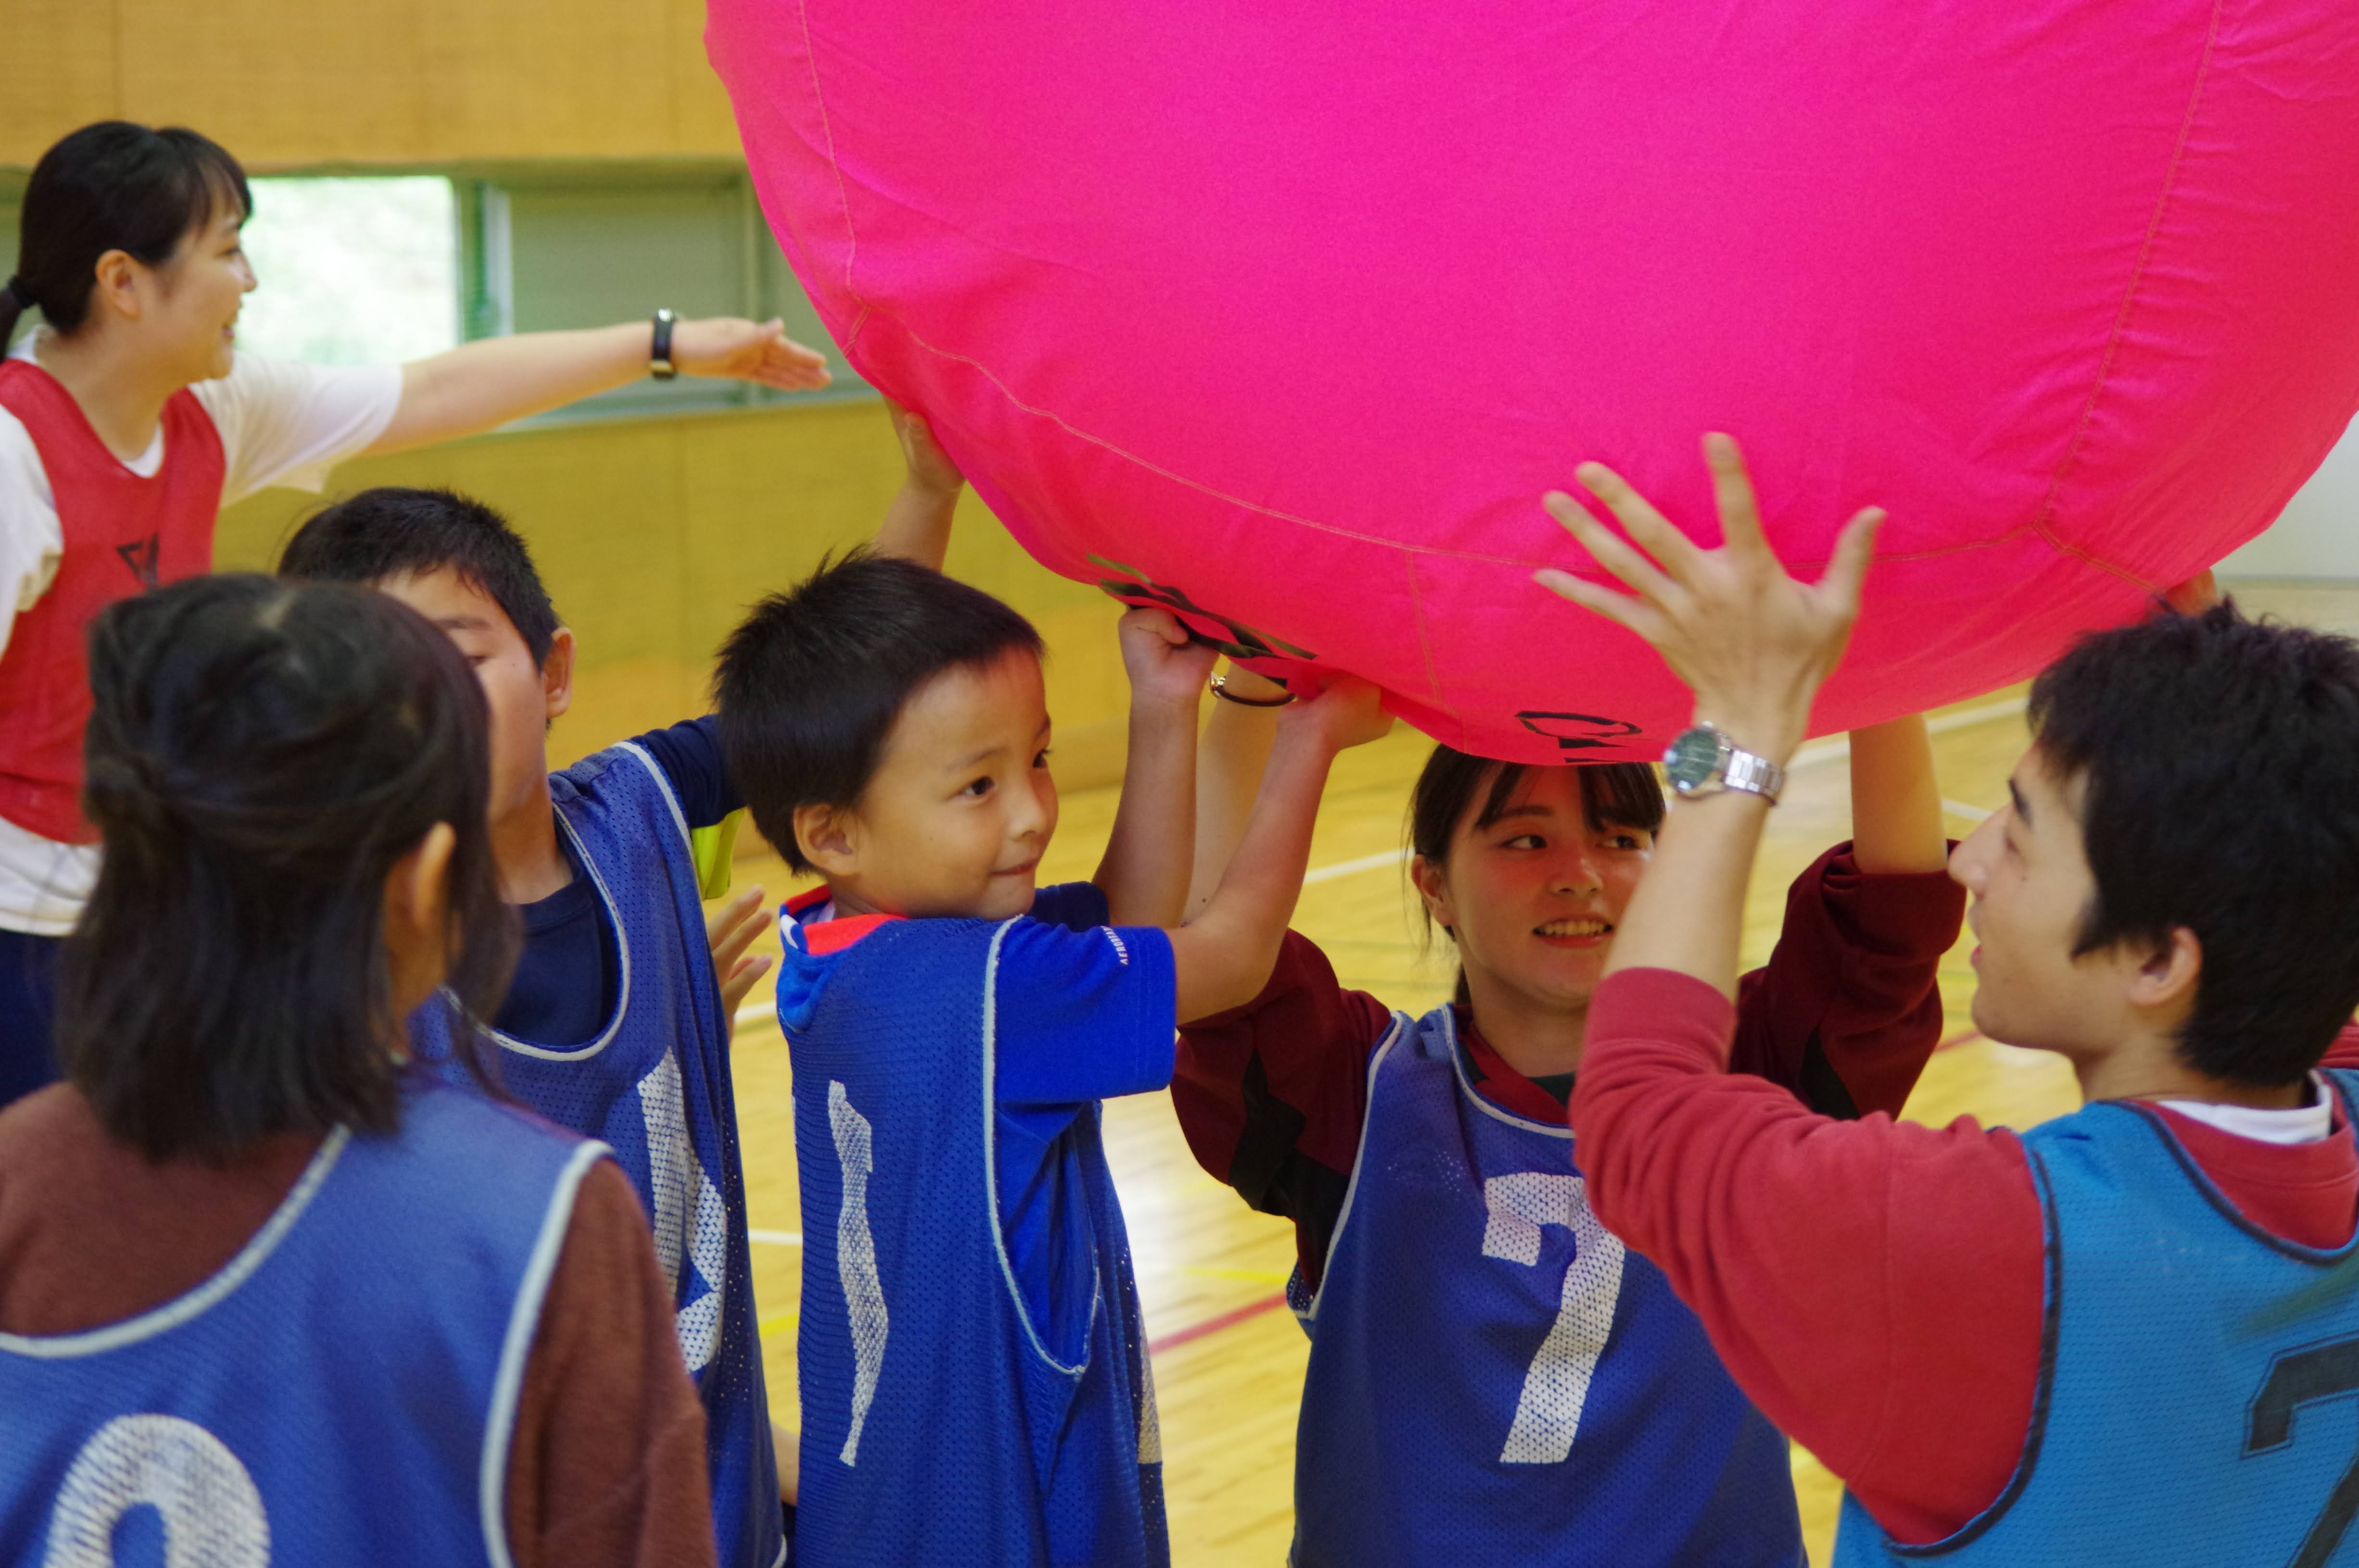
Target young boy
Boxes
[277,405,965,1568]
[713,555,1390,1566]
[1545,436,2359,1565]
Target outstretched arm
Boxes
[1093,610,1220,927]
[1167,680,1392,1022]
[367,317,831,455]
[870,400,963,571]
[1183,664,1288,917]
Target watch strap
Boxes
[1719,744,1786,804]
[651,308,678,381]
[1667,722,1786,805]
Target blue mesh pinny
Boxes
[0,1083,606,1566]
[413,740,780,1568]
[1291,1004,1803,1567]
[1837,1069,2359,1567]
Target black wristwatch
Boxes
[650,308,679,381]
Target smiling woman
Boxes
[0,119,838,1110]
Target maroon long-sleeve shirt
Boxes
[1573,966,2359,1547]
[1173,843,1967,1295]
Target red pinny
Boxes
[0,359,223,844]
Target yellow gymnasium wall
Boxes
[214,401,1138,830]
[2,0,742,169]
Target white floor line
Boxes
[1302,847,1410,884]
[1791,695,2031,770]
[1942,799,1994,822]
[748,1229,804,1246]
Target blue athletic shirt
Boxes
[1836,1068,2359,1567]
[775,882,1175,1567]
[498,716,737,1047]
[0,1081,605,1567]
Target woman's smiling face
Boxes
[1412,763,1654,1015]
[159,203,258,384]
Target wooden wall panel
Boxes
[0,0,119,164]
[417,0,678,161]
[112,0,427,167]
[1,0,748,167]
[670,0,748,154]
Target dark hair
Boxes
[2,121,250,346]
[715,550,1045,872]
[2031,600,2359,1087]
[1408,746,1665,1005]
[279,487,562,666]
[55,574,515,1162]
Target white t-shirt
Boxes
[0,333,403,935]
[2158,1074,2336,1145]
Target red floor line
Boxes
[1934,1029,1984,1052]
[1149,1292,1289,1355]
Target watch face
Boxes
[1663,728,1726,791]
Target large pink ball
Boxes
[709,1,2359,763]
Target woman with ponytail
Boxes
[0,120,831,1106]
[0,574,716,1566]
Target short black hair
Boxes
[1407,746,1665,1005]
[2031,600,2359,1087]
[714,551,1045,873]
[58,574,515,1163]
[3,121,250,344]
[278,487,561,666]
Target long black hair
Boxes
[0,121,250,347]
[55,574,515,1162]
[1406,746,1665,1005]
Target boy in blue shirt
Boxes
[278,404,966,1568]
[714,554,1389,1567]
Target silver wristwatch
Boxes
[1661,722,1785,805]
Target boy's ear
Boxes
[2123,925,2202,1019]
[541,627,576,724]
[795,802,860,878]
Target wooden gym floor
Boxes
[721,580,2358,1565]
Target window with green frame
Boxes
[463,162,871,419]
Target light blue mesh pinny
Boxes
[1838,1068,2359,1567]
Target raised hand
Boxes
[1117,605,1222,712]
[886,398,964,498]
[669,316,833,392]
[1534,432,1880,765]
[1280,674,1394,755]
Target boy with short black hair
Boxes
[1542,436,2359,1566]
[715,553,1389,1567]
[278,405,968,1568]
